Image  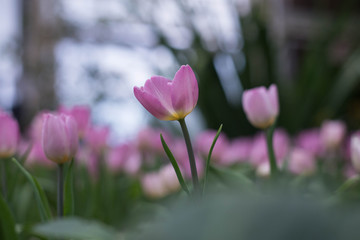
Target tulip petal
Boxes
[268,84,279,115]
[134,87,176,120]
[171,65,198,118]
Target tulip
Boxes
[195,130,229,164]
[288,148,316,175]
[42,114,78,164]
[242,84,280,176]
[320,120,346,151]
[134,65,198,121]
[351,134,360,173]
[0,112,19,158]
[295,129,324,157]
[242,84,279,129]
[84,126,109,154]
[134,65,200,194]
[141,173,167,199]
[59,105,91,137]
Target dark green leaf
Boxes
[160,134,190,195]
[11,158,52,221]
[0,193,18,240]
[203,124,223,193]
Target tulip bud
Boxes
[0,112,19,158]
[134,65,198,121]
[242,84,279,129]
[288,148,316,175]
[42,114,78,164]
[351,134,360,173]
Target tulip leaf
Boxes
[0,193,18,240]
[64,159,75,216]
[203,124,223,194]
[11,158,52,221]
[33,217,120,240]
[160,134,190,195]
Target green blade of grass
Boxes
[160,134,189,195]
[0,193,18,240]
[203,124,223,194]
[64,159,75,216]
[11,158,52,221]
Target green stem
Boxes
[57,164,64,217]
[1,160,7,200]
[266,127,279,176]
[178,118,200,194]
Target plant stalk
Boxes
[178,118,200,194]
[266,127,279,176]
[57,163,64,217]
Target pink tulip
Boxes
[59,105,91,137]
[159,164,180,193]
[350,134,360,173]
[0,112,19,158]
[222,137,252,165]
[320,120,346,151]
[141,173,167,199]
[84,126,109,154]
[195,130,229,165]
[28,111,49,142]
[134,65,198,121]
[288,148,316,175]
[26,142,55,168]
[42,114,78,164]
[242,84,279,129]
[295,129,324,157]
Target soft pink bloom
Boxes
[26,142,55,168]
[242,84,279,129]
[288,148,316,175]
[295,129,324,157]
[256,161,270,177]
[249,129,290,166]
[350,134,360,173]
[159,164,180,193]
[59,105,91,137]
[134,65,198,121]
[141,173,167,199]
[76,146,99,178]
[106,143,142,176]
[222,137,252,165]
[0,112,20,158]
[28,111,49,142]
[42,114,78,164]
[135,127,172,158]
[195,130,229,165]
[320,120,346,151]
[84,125,110,154]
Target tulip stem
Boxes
[266,127,279,176]
[57,163,64,217]
[1,160,7,200]
[178,118,200,195]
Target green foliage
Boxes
[0,193,18,240]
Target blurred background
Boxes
[1,0,360,141]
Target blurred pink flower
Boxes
[288,148,316,175]
[42,113,78,164]
[295,129,324,157]
[195,130,229,165]
[350,134,360,173]
[159,164,180,193]
[141,173,167,199]
[249,129,290,166]
[135,127,172,159]
[242,84,279,129]
[59,105,91,137]
[26,141,55,168]
[221,137,252,165]
[320,120,346,151]
[84,125,110,154]
[134,65,198,121]
[0,112,20,158]
[28,111,49,142]
[106,143,141,176]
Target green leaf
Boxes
[203,124,223,194]
[64,159,74,216]
[0,193,18,240]
[11,158,52,221]
[33,217,120,240]
[160,134,190,195]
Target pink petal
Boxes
[171,65,198,118]
[268,84,279,115]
